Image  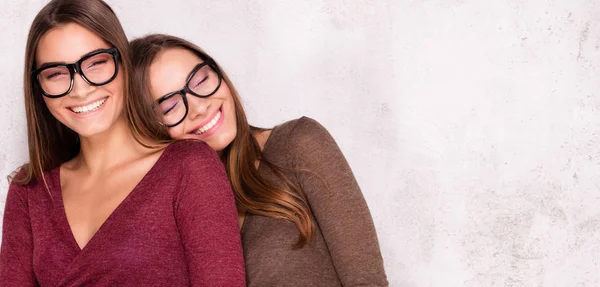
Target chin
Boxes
[66,116,119,138]
[71,125,111,138]
[206,132,236,152]
[208,142,229,153]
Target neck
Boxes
[75,116,149,174]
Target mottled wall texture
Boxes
[2,0,600,286]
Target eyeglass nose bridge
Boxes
[68,62,95,86]
[61,63,96,96]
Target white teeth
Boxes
[70,98,106,114]
[195,111,221,135]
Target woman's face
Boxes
[36,22,124,138]
[148,48,237,152]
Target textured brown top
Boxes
[242,117,388,286]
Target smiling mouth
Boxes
[192,109,222,135]
[69,97,107,114]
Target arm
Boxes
[173,141,245,286]
[288,117,388,286]
[0,182,37,286]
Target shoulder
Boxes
[164,140,217,159]
[6,164,48,190]
[7,180,28,205]
[6,164,47,203]
[7,163,28,184]
[276,116,331,143]
[264,117,341,167]
[276,116,326,133]
[274,117,335,149]
[162,139,222,169]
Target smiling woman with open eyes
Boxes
[0,1,245,286]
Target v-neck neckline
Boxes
[51,144,171,252]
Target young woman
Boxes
[130,34,388,286]
[0,1,245,285]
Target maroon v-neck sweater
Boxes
[0,140,245,286]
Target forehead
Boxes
[149,48,204,98]
[36,22,110,67]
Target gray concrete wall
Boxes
[1,1,600,286]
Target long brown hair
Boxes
[130,34,315,246]
[14,0,163,185]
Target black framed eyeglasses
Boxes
[152,59,223,127]
[32,47,120,98]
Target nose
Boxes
[186,93,212,121]
[68,72,94,99]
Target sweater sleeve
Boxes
[287,117,388,286]
[0,181,38,286]
[172,141,245,286]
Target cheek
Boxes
[220,86,235,119]
[227,105,237,130]
[42,97,62,116]
[106,74,125,100]
[168,125,187,139]
[224,93,237,131]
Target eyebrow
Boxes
[36,48,111,70]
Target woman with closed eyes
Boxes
[0,1,245,286]
[130,34,388,286]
